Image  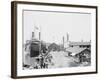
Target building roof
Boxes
[69,42,91,46]
[48,43,60,51]
[66,46,87,55]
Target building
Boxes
[48,43,60,52]
[66,46,91,63]
[66,40,91,63]
[69,42,91,48]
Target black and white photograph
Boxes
[23,10,91,69]
[11,1,97,78]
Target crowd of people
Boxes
[33,49,53,69]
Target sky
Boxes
[23,10,91,44]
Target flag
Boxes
[35,26,39,30]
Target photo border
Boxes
[11,1,98,79]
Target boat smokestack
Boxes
[32,32,34,39]
[63,36,64,48]
[39,32,41,40]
